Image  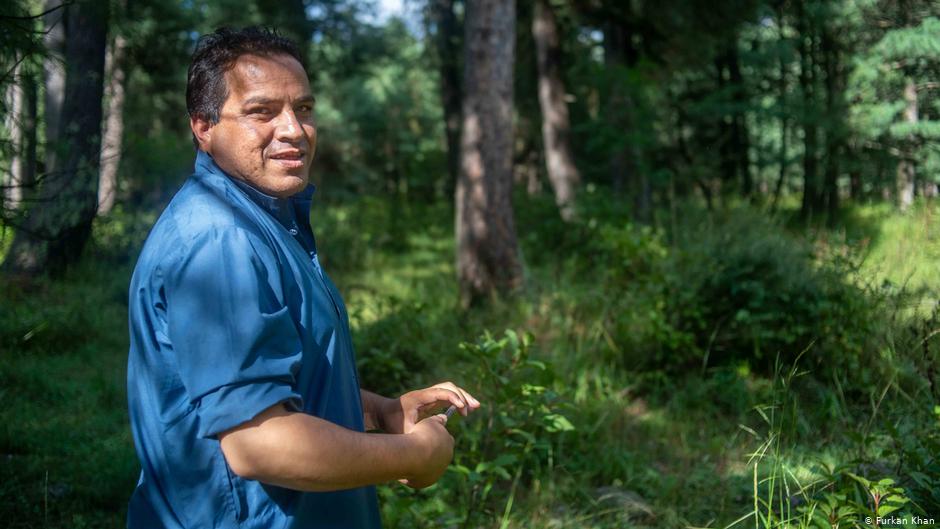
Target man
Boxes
[126,27,479,528]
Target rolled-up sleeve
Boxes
[164,226,303,439]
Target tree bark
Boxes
[896,77,917,211]
[2,0,109,277]
[431,0,462,196]
[455,0,522,308]
[4,60,25,211]
[2,58,37,215]
[43,0,66,175]
[97,33,128,215]
[532,0,580,221]
[22,71,38,207]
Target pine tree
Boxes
[848,4,940,210]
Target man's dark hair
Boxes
[186,26,305,146]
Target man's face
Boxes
[193,53,316,198]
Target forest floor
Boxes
[0,194,937,528]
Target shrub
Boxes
[660,209,877,374]
[353,296,440,397]
[379,330,576,528]
[538,204,884,376]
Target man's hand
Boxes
[399,414,454,489]
[381,381,481,435]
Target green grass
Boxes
[1,195,937,528]
[837,201,940,314]
[1,256,138,527]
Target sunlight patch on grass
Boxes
[854,202,940,307]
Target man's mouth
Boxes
[269,150,306,169]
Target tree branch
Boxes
[0,2,70,22]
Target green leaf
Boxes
[846,472,872,489]
[491,454,519,467]
[521,384,546,396]
[544,413,576,432]
[475,460,512,480]
[507,428,537,444]
[525,360,547,370]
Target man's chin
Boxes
[272,174,309,197]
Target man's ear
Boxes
[190,115,213,152]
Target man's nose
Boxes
[274,109,305,143]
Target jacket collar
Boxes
[194,150,316,226]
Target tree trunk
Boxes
[455,0,522,308]
[726,43,751,199]
[897,77,917,211]
[2,1,109,277]
[532,0,580,221]
[603,20,648,221]
[97,33,128,215]
[676,118,714,211]
[603,22,626,194]
[22,71,38,205]
[771,8,787,214]
[918,179,936,199]
[797,3,820,222]
[715,54,736,199]
[4,60,25,211]
[431,0,462,196]
[2,59,37,215]
[715,41,751,199]
[849,168,862,200]
[821,26,841,225]
[43,0,67,175]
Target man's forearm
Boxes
[220,403,421,492]
[360,388,395,431]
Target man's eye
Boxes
[248,107,271,116]
[296,105,313,113]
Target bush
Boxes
[353,296,441,397]
[379,330,575,528]
[659,209,878,373]
[548,204,882,376]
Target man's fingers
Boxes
[432,382,481,416]
[451,389,470,416]
[406,383,481,420]
[431,383,469,409]
[434,381,479,406]
[454,388,480,416]
[425,387,466,411]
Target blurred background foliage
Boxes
[1,0,939,527]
